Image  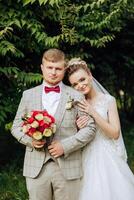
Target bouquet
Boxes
[21,110,56,148]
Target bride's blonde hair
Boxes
[66,57,91,77]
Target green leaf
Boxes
[38,0,48,5]
[22,0,33,6]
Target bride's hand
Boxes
[77,100,95,116]
[76,115,89,129]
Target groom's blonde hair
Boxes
[42,48,66,64]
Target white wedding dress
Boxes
[79,94,134,200]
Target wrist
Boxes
[89,110,96,120]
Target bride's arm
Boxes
[77,98,120,140]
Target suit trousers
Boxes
[26,161,81,200]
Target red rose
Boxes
[32,111,41,117]
[49,115,55,123]
[28,127,36,136]
[38,120,45,126]
[27,117,35,124]
[38,123,49,132]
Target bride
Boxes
[65,58,134,200]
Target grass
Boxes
[0,126,134,200]
[0,163,28,200]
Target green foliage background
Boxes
[0,0,134,127]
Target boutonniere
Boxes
[65,96,74,110]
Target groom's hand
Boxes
[32,139,46,149]
[48,140,64,158]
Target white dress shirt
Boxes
[42,81,62,116]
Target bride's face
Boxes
[69,68,92,95]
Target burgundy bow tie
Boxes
[44,86,60,93]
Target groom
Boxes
[11,48,96,200]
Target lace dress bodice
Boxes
[92,94,115,143]
[83,94,127,163]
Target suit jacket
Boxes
[11,83,96,180]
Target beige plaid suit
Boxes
[11,83,96,199]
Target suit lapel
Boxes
[54,84,69,130]
[34,84,43,110]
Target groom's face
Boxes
[41,59,65,86]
